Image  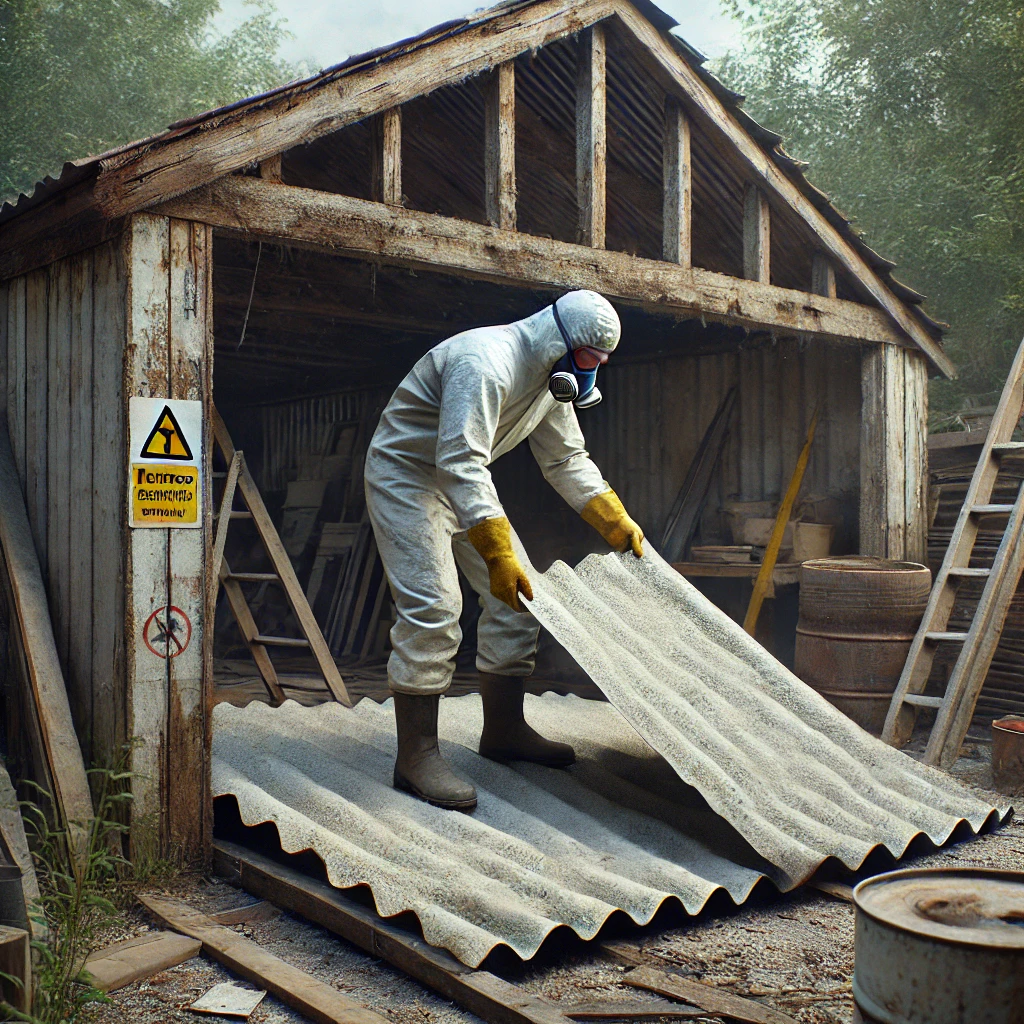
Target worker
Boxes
[364,289,644,811]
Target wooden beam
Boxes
[371,108,402,206]
[484,63,516,230]
[158,177,913,347]
[812,254,836,298]
[611,4,954,378]
[138,894,388,1024]
[662,99,691,266]
[576,24,607,248]
[90,0,616,219]
[213,840,577,1024]
[743,185,770,284]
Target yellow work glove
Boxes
[467,516,534,613]
[582,489,644,557]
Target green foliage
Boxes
[6,764,132,1024]
[716,0,1024,418]
[0,0,297,201]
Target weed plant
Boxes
[4,760,132,1024]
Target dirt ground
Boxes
[90,738,1022,1024]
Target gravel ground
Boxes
[88,741,1021,1024]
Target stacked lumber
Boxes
[927,449,1024,722]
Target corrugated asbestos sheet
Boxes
[213,548,1007,968]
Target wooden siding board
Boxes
[8,277,26,488]
[762,345,781,500]
[91,239,126,765]
[904,350,928,563]
[166,219,210,863]
[883,344,907,559]
[69,251,95,745]
[47,259,72,677]
[0,283,7,421]
[24,270,48,567]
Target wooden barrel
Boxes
[795,556,931,733]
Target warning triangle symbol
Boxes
[140,405,194,461]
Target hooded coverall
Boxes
[364,291,619,694]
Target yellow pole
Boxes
[743,406,821,636]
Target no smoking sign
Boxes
[143,606,193,659]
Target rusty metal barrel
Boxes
[853,868,1024,1023]
[794,556,931,734]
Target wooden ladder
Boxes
[882,336,1024,767]
[212,408,351,707]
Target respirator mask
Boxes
[548,300,603,409]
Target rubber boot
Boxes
[393,693,477,811]
[478,673,576,767]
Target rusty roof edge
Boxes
[0,0,948,349]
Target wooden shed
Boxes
[0,0,949,864]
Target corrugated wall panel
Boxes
[585,339,861,551]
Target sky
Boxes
[214,0,740,72]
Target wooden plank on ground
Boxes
[85,930,202,992]
[0,427,93,848]
[156,178,912,349]
[137,893,389,1024]
[565,1000,702,1020]
[213,840,577,1024]
[622,966,798,1024]
[0,926,31,1012]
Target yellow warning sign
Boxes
[131,464,199,525]
[140,405,193,461]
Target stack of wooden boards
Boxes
[927,434,1024,723]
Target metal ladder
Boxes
[882,337,1024,767]
[212,407,351,707]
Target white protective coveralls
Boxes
[364,290,620,695]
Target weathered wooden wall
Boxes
[859,345,929,562]
[0,242,127,776]
[585,338,864,549]
[0,215,214,864]
[124,214,214,865]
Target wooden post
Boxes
[167,219,213,865]
[812,254,836,298]
[125,213,212,865]
[662,99,691,266]
[484,63,516,231]
[743,185,770,284]
[576,24,606,249]
[371,108,402,207]
[258,155,283,184]
[859,345,927,561]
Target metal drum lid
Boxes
[854,868,1024,949]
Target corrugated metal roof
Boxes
[0,0,946,341]
[212,547,1006,968]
